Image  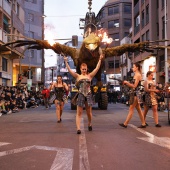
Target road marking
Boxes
[129,124,170,150]
[0,145,74,170]
[0,142,11,147]
[79,118,90,170]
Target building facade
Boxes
[96,0,132,86]
[0,0,44,87]
[0,0,25,86]
[16,0,44,88]
[132,0,170,83]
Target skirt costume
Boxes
[76,79,93,107]
[144,83,158,107]
[129,79,143,105]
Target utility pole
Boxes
[41,0,45,85]
[164,0,168,83]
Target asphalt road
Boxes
[0,102,170,170]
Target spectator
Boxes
[41,86,51,109]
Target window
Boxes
[141,10,145,27]
[162,16,165,39]
[110,33,119,41]
[159,55,164,71]
[142,34,145,41]
[135,15,140,27]
[108,60,119,69]
[2,58,8,72]
[146,5,149,24]
[100,10,105,19]
[3,15,10,33]
[108,61,114,69]
[124,4,131,13]
[146,30,149,41]
[108,5,119,15]
[108,7,113,15]
[16,3,20,16]
[108,20,119,29]
[124,19,131,27]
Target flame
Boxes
[97,29,113,44]
[48,39,55,46]
[44,27,56,46]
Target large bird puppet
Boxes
[1,31,169,86]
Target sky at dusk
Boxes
[44,0,107,67]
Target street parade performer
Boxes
[50,75,69,123]
[64,54,104,134]
[119,63,146,128]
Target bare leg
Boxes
[55,100,60,121]
[152,104,159,124]
[76,106,83,130]
[85,102,92,126]
[123,98,137,125]
[60,102,64,118]
[143,105,149,122]
[135,102,146,125]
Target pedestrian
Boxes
[41,86,51,109]
[143,71,161,127]
[119,63,146,128]
[63,54,104,134]
[50,75,69,123]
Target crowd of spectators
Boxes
[0,85,42,116]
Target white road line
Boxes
[79,118,90,170]
[0,145,74,170]
[0,142,11,147]
[129,124,170,150]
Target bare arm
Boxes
[49,82,54,91]
[63,56,78,78]
[63,82,69,92]
[89,54,103,78]
[123,74,141,88]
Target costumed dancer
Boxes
[50,75,69,123]
[143,71,161,127]
[64,54,104,134]
[119,63,146,128]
